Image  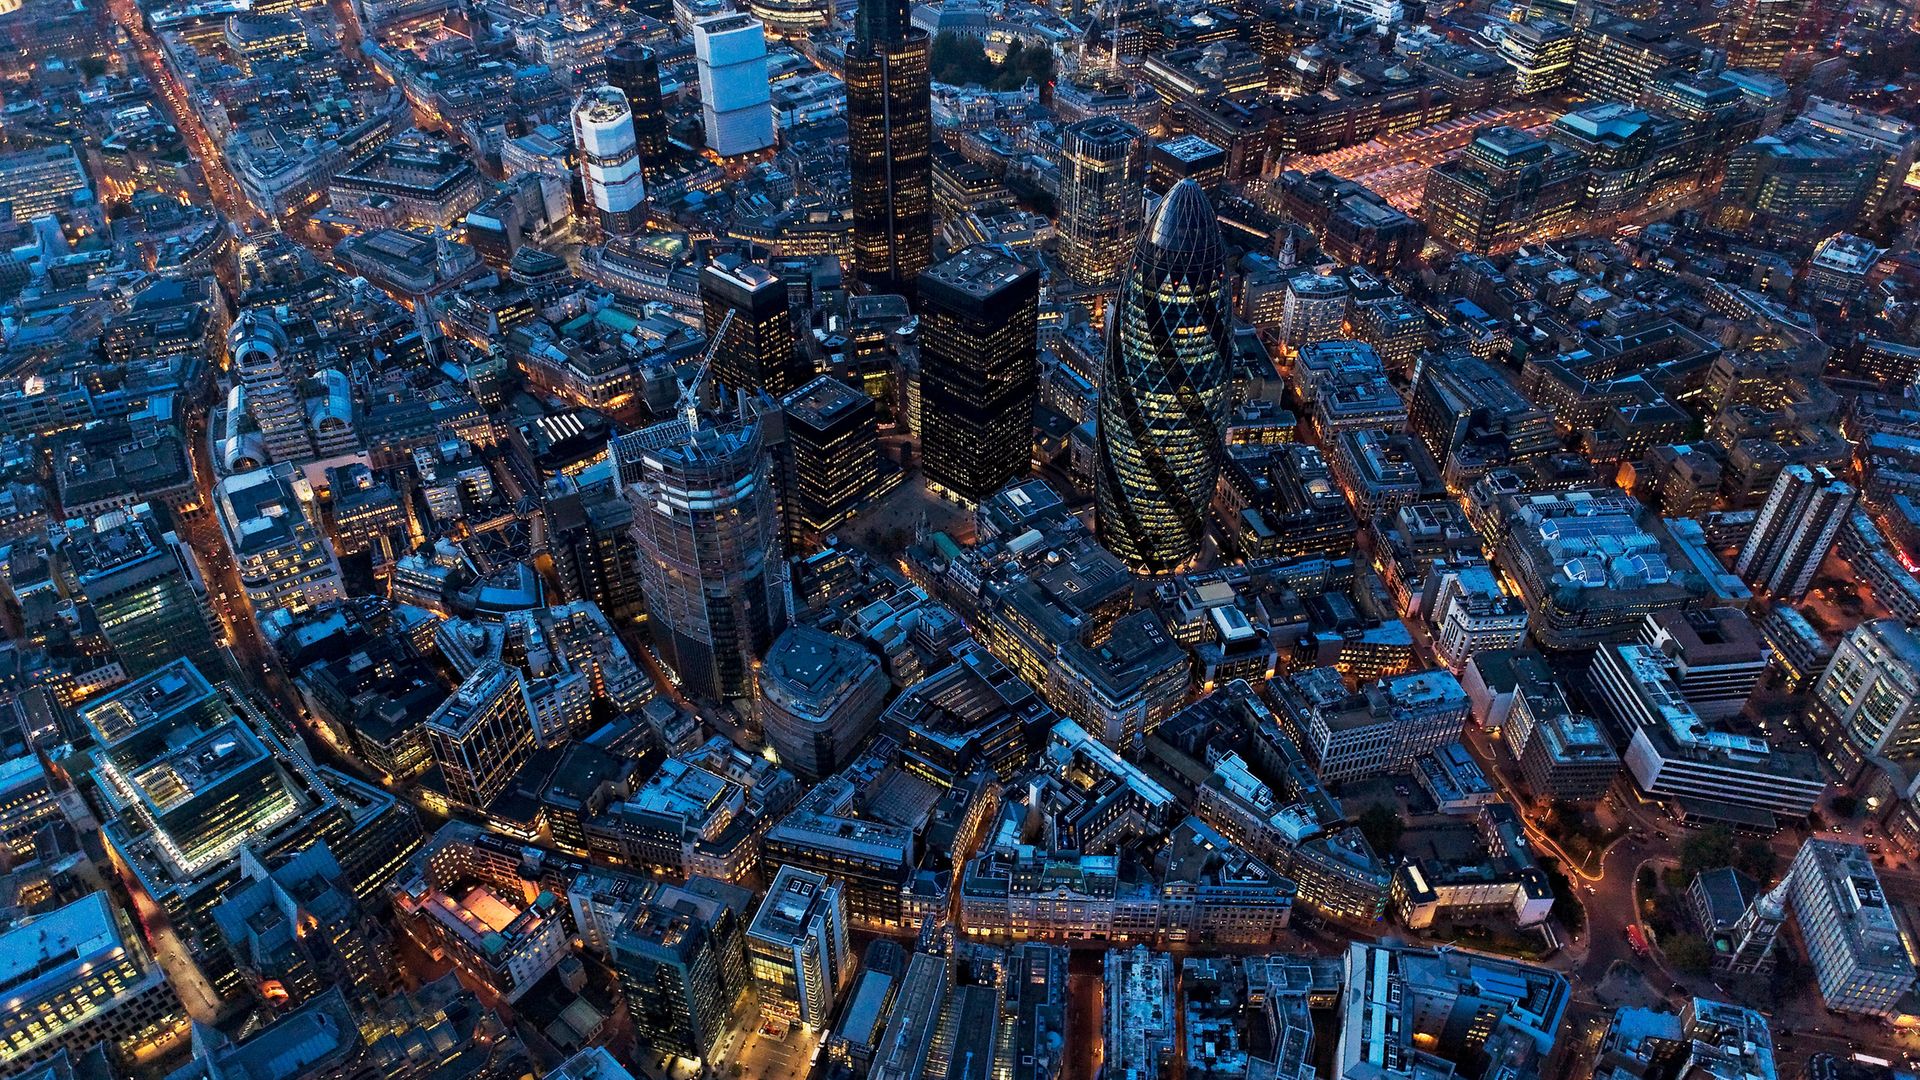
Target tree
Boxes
[1357,803,1404,856]
[1665,934,1714,975]
[1830,793,1860,818]
[1735,838,1778,882]
[1679,825,1736,878]
[1542,859,1585,936]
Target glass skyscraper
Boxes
[846,0,931,296]
[1095,180,1232,574]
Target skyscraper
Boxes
[702,260,803,397]
[845,0,931,295]
[917,245,1040,505]
[694,15,775,158]
[606,41,669,167]
[231,308,314,464]
[780,375,880,546]
[1724,0,1812,73]
[613,404,789,701]
[1812,619,1920,761]
[571,86,647,237]
[1734,464,1855,600]
[1095,180,1232,574]
[1058,118,1144,288]
[61,504,223,678]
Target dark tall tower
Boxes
[607,40,670,167]
[917,245,1040,505]
[701,261,806,397]
[846,0,931,296]
[780,375,880,549]
[1095,180,1232,574]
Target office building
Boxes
[0,144,92,220]
[1336,943,1568,1080]
[1800,98,1920,223]
[1498,18,1576,94]
[329,132,484,229]
[1429,565,1528,670]
[761,776,915,931]
[1734,465,1855,601]
[1725,0,1813,73]
[212,843,391,1010]
[389,825,569,1005]
[609,877,754,1062]
[1639,608,1767,722]
[1105,947,1176,1080]
[424,662,538,810]
[1422,126,1585,255]
[1147,135,1228,194]
[1278,272,1347,351]
[917,245,1040,505]
[694,15,775,157]
[1787,841,1918,1018]
[1813,619,1920,763]
[613,406,789,701]
[548,483,646,624]
[60,505,222,678]
[1096,180,1231,574]
[1592,643,1825,820]
[1057,118,1144,288]
[781,376,880,544]
[1275,668,1470,785]
[759,626,889,780]
[1714,123,1880,244]
[702,260,804,398]
[572,86,647,238]
[230,308,315,464]
[1518,711,1620,802]
[846,0,931,295]
[747,866,850,1030]
[607,41,669,166]
[214,463,344,631]
[0,892,186,1069]
[0,752,63,858]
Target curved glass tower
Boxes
[1095,180,1232,574]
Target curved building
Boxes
[606,41,669,165]
[759,626,888,779]
[747,0,830,37]
[1095,180,1232,574]
[613,404,789,701]
[572,86,647,237]
[230,307,314,463]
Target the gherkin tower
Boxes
[1095,180,1232,574]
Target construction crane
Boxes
[678,307,734,432]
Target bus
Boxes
[1626,924,1650,956]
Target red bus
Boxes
[1626,924,1650,955]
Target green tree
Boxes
[1357,803,1404,856]
[1542,859,1585,936]
[1665,934,1714,975]
[1735,838,1777,882]
[1830,793,1860,818]
[1679,825,1736,878]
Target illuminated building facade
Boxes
[1058,118,1145,288]
[917,245,1040,505]
[1095,180,1232,574]
[845,0,932,296]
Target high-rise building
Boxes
[747,0,831,37]
[1786,840,1918,1018]
[424,662,537,809]
[214,463,344,628]
[1058,118,1145,288]
[60,504,222,678]
[917,245,1040,505]
[1278,271,1348,350]
[607,41,669,166]
[231,308,315,463]
[759,625,889,780]
[609,877,754,1063]
[613,405,789,701]
[0,892,186,1069]
[1724,0,1812,73]
[780,376,880,545]
[694,15,775,158]
[702,260,804,397]
[1734,464,1855,600]
[846,0,932,295]
[571,86,647,238]
[747,866,850,1030]
[1095,180,1232,574]
[1422,126,1586,255]
[549,482,646,624]
[1813,619,1920,762]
